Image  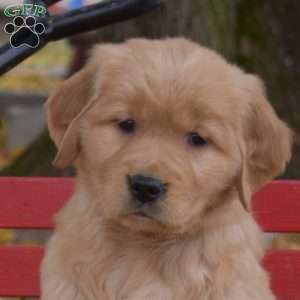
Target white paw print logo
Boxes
[4,16,45,48]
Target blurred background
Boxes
[1,0,299,178]
[0,1,299,298]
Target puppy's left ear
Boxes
[46,63,96,168]
[237,75,293,210]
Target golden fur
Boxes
[42,38,292,300]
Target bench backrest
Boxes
[0,177,299,299]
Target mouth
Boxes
[132,211,153,220]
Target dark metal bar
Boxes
[0,0,161,75]
[48,0,161,40]
[43,0,65,7]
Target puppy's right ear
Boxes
[237,75,293,210]
[46,64,96,168]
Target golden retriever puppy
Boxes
[41,38,292,300]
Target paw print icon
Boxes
[4,16,45,48]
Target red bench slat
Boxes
[0,178,300,232]
[0,246,299,299]
[253,180,300,233]
[0,246,43,297]
[263,250,300,300]
[0,177,73,229]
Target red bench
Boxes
[0,177,299,299]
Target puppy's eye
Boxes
[118,119,135,133]
[187,132,207,147]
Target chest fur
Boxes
[84,247,212,300]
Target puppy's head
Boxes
[46,38,292,234]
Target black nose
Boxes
[128,174,167,204]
